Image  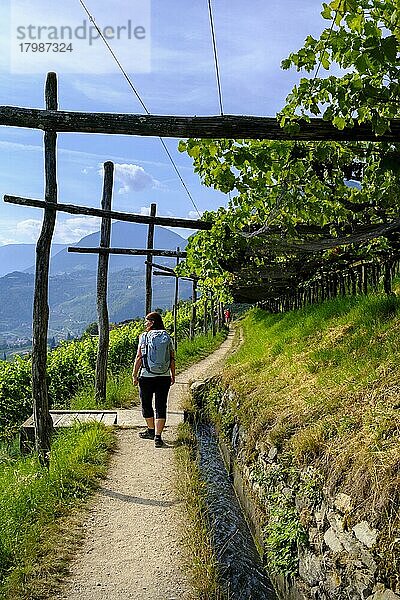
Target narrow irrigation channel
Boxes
[196,422,277,600]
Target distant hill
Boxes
[0,222,190,339]
[45,222,187,275]
[0,269,191,339]
[0,244,66,277]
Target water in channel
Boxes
[196,422,277,600]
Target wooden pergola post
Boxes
[173,248,180,352]
[145,203,156,315]
[95,161,114,406]
[210,293,216,337]
[203,294,208,335]
[31,72,58,464]
[190,279,197,341]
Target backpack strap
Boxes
[141,332,151,372]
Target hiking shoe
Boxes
[154,436,163,448]
[139,428,155,439]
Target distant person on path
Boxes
[224,308,231,324]
[132,312,175,448]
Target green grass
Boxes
[175,331,228,372]
[174,423,222,600]
[69,366,138,410]
[0,422,114,599]
[223,293,400,527]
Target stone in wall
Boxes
[366,584,400,600]
[352,521,378,549]
[334,492,352,514]
[190,378,399,600]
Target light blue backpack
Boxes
[141,330,172,374]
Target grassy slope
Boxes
[0,423,115,599]
[224,293,400,530]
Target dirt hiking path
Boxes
[56,329,237,600]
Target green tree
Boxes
[279,0,400,134]
[178,0,400,297]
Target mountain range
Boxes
[0,243,66,277]
[0,223,190,342]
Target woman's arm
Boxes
[170,350,175,385]
[132,341,142,386]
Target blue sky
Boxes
[0,0,327,247]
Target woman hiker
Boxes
[132,312,175,448]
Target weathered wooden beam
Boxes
[146,203,156,315]
[95,162,113,406]
[4,196,212,230]
[0,106,399,141]
[153,271,193,281]
[68,247,188,257]
[32,73,57,464]
[145,261,176,275]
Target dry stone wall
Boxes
[190,378,400,600]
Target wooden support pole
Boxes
[384,261,393,295]
[210,293,216,337]
[173,248,180,352]
[4,196,212,230]
[219,302,224,329]
[32,72,58,464]
[1,104,399,141]
[146,203,156,315]
[216,300,221,330]
[190,279,197,341]
[203,295,208,335]
[95,162,114,406]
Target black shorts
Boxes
[138,376,171,420]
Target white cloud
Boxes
[15,219,42,241]
[98,163,158,194]
[54,216,100,243]
[11,216,100,244]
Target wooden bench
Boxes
[20,410,117,453]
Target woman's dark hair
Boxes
[145,311,165,330]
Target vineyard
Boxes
[0,301,214,444]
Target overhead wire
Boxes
[207,0,224,116]
[78,0,202,218]
[207,0,235,218]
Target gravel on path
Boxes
[55,329,237,600]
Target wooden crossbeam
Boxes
[153,271,195,282]
[0,106,399,141]
[4,196,212,230]
[68,247,187,258]
[153,271,175,276]
[145,260,176,275]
